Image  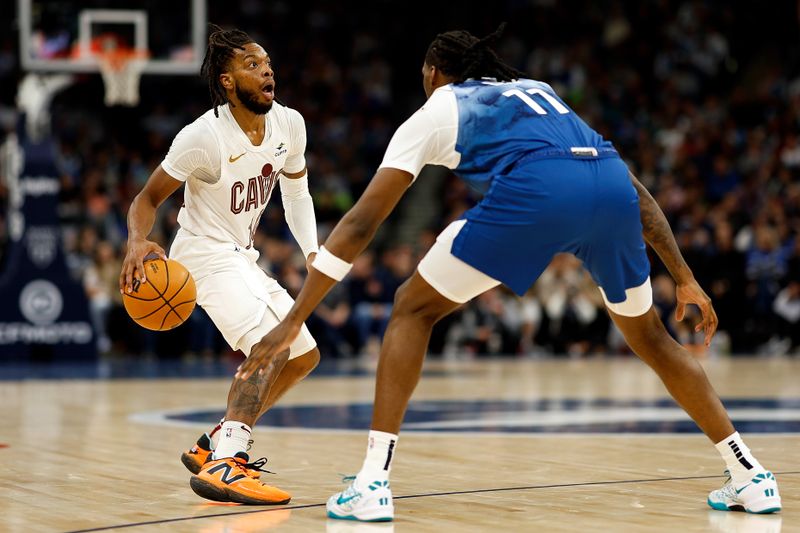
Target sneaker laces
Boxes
[713,470,738,500]
[244,456,275,475]
[336,477,362,502]
[715,482,738,500]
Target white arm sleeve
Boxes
[379,87,460,182]
[160,119,220,183]
[284,109,307,174]
[280,172,319,258]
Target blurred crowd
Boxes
[1,0,799,359]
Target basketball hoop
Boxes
[96,48,149,107]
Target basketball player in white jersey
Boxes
[120,26,319,505]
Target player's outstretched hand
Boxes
[236,320,300,380]
[119,238,167,294]
[675,278,718,347]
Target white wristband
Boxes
[312,245,352,281]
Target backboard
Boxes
[18,0,207,76]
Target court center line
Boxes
[64,470,800,533]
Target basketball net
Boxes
[96,49,149,107]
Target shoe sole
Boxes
[190,476,291,505]
[747,507,782,514]
[707,498,781,514]
[327,511,393,522]
[181,453,203,475]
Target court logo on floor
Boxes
[150,398,800,434]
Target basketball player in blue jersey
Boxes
[238,26,782,520]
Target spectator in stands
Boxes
[773,281,800,355]
[83,240,121,353]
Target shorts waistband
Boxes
[517,147,620,163]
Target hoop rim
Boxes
[95,48,151,71]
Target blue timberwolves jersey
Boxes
[451,79,615,190]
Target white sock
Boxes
[356,430,398,483]
[715,431,765,486]
[213,421,252,459]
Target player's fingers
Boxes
[675,301,686,322]
[123,262,135,293]
[706,304,719,329]
[704,325,713,346]
[695,301,713,345]
[702,320,712,345]
[694,300,707,333]
[119,262,129,291]
[237,365,255,381]
[237,344,268,380]
[152,244,167,261]
[236,359,256,380]
[136,258,146,283]
[235,360,247,379]
[705,306,719,346]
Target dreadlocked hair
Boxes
[201,24,255,117]
[424,23,525,83]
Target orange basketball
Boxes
[122,258,196,331]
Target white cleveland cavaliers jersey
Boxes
[161,102,306,249]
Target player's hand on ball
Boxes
[675,278,718,347]
[236,320,300,380]
[120,238,168,293]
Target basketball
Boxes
[122,258,196,331]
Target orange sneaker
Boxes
[181,434,265,479]
[181,433,213,475]
[190,452,291,505]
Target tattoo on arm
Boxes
[629,172,693,284]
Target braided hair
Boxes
[201,24,255,117]
[424,23,525,83]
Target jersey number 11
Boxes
[502,88,570,116]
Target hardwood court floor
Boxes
[1,357,798,532]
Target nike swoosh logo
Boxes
[337,492,360,505]
[735,484,750,494]
[228,152,246,163]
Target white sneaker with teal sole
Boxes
[707,470,781,514]
[327,477,394,522]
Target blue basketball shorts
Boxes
[450,154,651,305]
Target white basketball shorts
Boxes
[169,228,316,358]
